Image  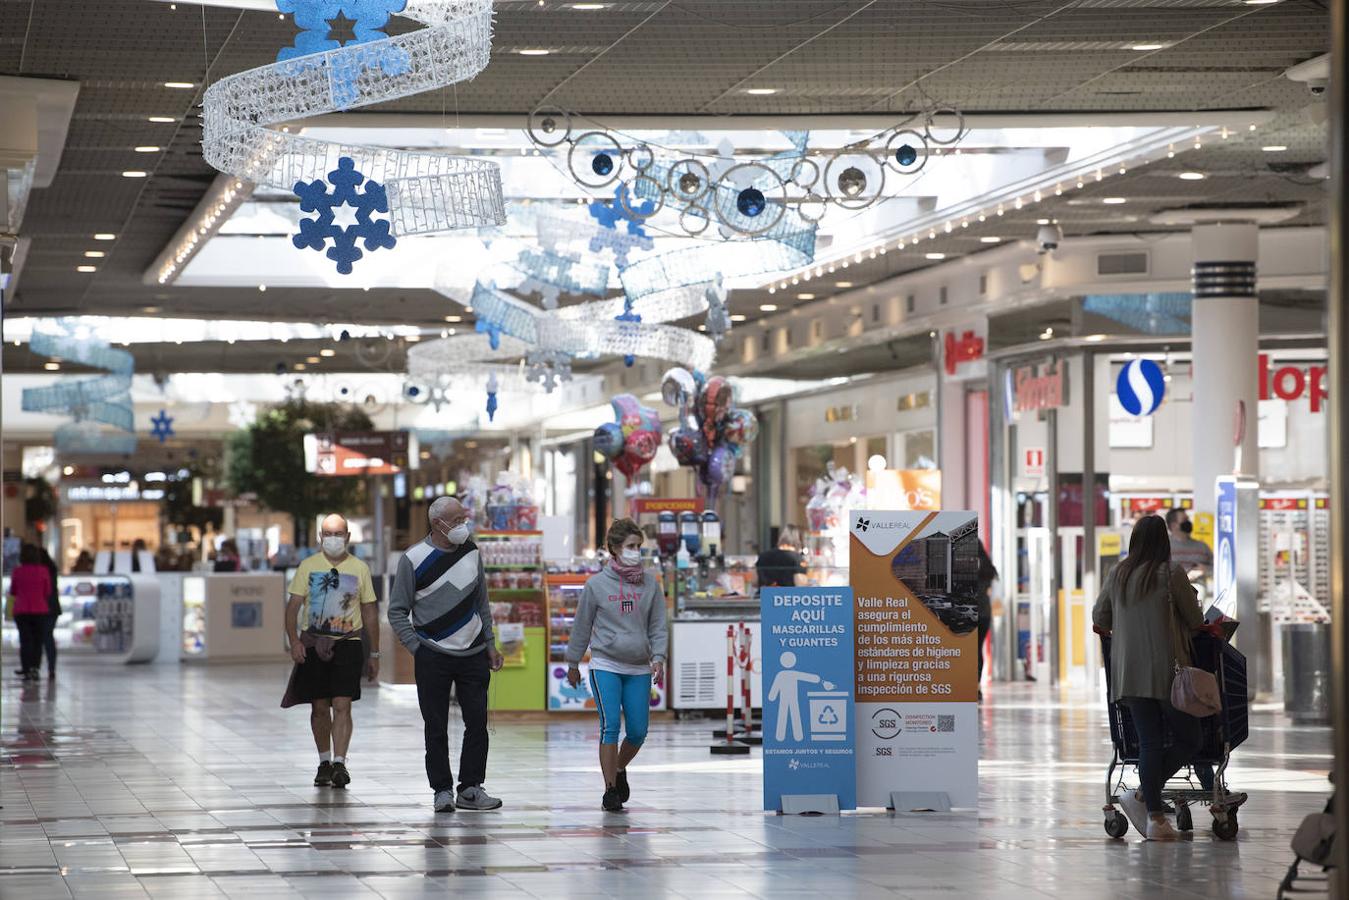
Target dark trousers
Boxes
[1122,696,1203,813]
[14,614,46,673]
[40,613,57,674]
[414,645,490,794]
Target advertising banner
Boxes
[850,510,979,808]
[864,468,941,511]
[303,431,417,476]
[760,587,857,812]
[1215,478,1237,612]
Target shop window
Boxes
[872,303,881,323]
[813,319,823,340]
[903,430,936,469]
[906,294,916,314]
[761,330,770,352]
[939,286,948,305]
[979,274,987,295]
[781,326,792,349]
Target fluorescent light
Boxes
[1129,43,1168,51]
[1177,171,1206,181]
[444,315,462,322]
[147,116,176,123]
[1244,0,1280,4]
[405,334,422,342]
[796,293,815,301]
[294,363,306,371]
[76,265,97,273]
[94,233,116,241]
[121,170,148,178]
[517,48,551,55]
[1085,333,1109,342]
[84,250,106,258]
[134,146,161,153]
[44,362,61,371]
[320,348,336,357]
[1261,145,1288,152]
[730,314,747,322]
[306,356,320,364]
[744,88,777,95]
[924,252,946,260]
[571,2,607,7]
[1102,197,1128,205]
[834,281,853,288]
[163,81,195,89]
[142,306,161,314]
[258,284,267,292]
[979,236,1002,244]
[760,304,778,312]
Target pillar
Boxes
[1190,222,1259,516]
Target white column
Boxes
[1190,222,1259,516]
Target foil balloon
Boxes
[668,425,706,467]
[661,366,697,411]
[699,375,732,444]
[605,393,662,478]
[662,369,759,510]
[593,421,624,459]
[701,444,736,506]
[722,407,759,456]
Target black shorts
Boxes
[294,639,364,703]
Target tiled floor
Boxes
[0,659,1332,898]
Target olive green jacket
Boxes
[1092,562,1203,702]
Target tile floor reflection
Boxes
[0,660,1331,898]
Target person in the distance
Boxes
[755,524,807,589]
[565,518,668,812]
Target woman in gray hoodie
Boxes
[565,518,668,811]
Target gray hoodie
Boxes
[565,566,668,667]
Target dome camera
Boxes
[1036,223,1063,255]
[1308,77,1327,96]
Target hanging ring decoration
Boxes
[620,175,666,219]
[626,144,656,172]
[202,0,505,239]
[668,158,711,205]
[568,130,626,189]
[823,151,886,211]
[713,161,788,236]
[925,107,966,146]
[528,106,572,147]
[789,157,820,191]
[885,129,929,174]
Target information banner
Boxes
[760,587,857,812]
[1215,478,1237,612]
[850,510,979,808]
[303,431,417,476]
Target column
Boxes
[1190,222,1259,516]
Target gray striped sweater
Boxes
[388,536,495,657]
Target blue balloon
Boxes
[1116,358,1166,416]
[593,421,623,458]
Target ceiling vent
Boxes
[1096,251,1149,277]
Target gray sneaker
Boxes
[433,789,455,813]
[456,785,502,810]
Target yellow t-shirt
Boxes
[288,552,376,637]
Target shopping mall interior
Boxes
[2,0,1347,897]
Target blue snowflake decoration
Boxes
[275,2,410,109]
[292,156,397,274]
[150,409,175,444]
[476,316,504,351]
[587,185,655,268]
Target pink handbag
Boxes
[1168,566,1222,717]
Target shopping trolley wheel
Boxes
[1104,810,1129,839]
[1176,804,1193,832]
[1212,811,1239,841]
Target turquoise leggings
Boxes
[589,669,652,746]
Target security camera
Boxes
[1036,223,1063,255]
[1308,77,1327,96]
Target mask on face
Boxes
[446,523,470,545]
[1179,520,1193,535]
[321,535,346,557]
[620,548,641,566]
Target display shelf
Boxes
[476,531,546,709]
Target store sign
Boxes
[304,431,417,476]
[864,469,941,511]
[1115,359,1166,417]
[761,587,857,812]
[631,498,701,515]
[850,510,979,808]
[1215,479,1237,611]
[825,404,861,423]
[1023,448,1045,478]
[943,329,985,377]
[64,484,143,502]
[1259,355,1328,412]
[1009,361,1067,415]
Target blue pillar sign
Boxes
[760,587,857,811]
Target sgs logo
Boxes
[875,746,893,757]
[871,707,901,740]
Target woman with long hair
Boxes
[564,518,668,812]
[1092,514,1203,841]
[10,544,54,682]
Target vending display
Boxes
[3,574,112,654]
[1260,492,1331,624]
[93,580,136,654]
[476,531,547,709]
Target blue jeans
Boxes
[1122,697,1204,813]
[589,669,652,746]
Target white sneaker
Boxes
[1118,789,1149,836]
[433,789,455,812]
[1146,816,1180,841]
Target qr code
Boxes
[937,715,955,733]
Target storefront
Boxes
[987,335,1330,695]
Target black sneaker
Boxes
[616,769,630,803]
[602,787,623,812]
[330,762,351,789]
[314,761,333,786]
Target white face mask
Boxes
[446,523,471,545]
[620,548,641,566]
[321,536,346,557]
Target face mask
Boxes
[321,536,346,557]
[446,523,470,545]
[620,548,641,566]
[1179,521,1193,535]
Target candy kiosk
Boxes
[3,572,160,664]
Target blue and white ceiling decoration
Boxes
[202,0,506,274]
[22,325,138,454]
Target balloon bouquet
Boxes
[661,367,758,509]
[593,393,662,480]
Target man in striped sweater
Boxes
[389,496,504,813]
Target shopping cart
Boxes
[1100,632,1249,840]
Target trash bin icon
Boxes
[806,691,849,741]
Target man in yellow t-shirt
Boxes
[283,513,378,789]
